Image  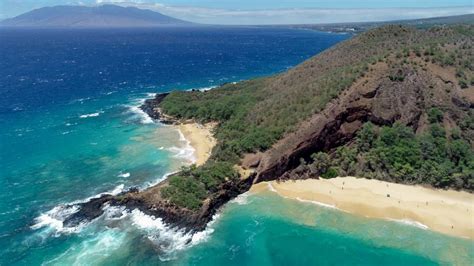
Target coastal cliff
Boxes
[66,24,473,233]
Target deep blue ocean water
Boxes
[1,26,472,265]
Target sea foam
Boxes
[129,209,219,260]
[41,228,127,265]
[125,93,156,124]
[31,184,126,235]
[30,205,82,236]
[128,105,153,124]
[167,129,196,164]
[295,197,337,209]
[387,218,429,230]
[230,192,250,205]
[117,172,131,178]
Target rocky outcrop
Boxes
[253,62,471,182]
[65,150,255,233]
[140,93,178,124]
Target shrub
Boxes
[428,108,443,123]
[321,167,339,179]
[161,161,239,209]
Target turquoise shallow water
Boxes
[1,91,191,264]
[1,27,473,265]
[174,192,474,266]
[31,191,473,265]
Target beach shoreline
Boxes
[251,177,474,239]
[174,122,217,166]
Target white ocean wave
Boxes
[103,205,128,221]
[130,209,219,261]
[130,209,190,260]
[42,228,127,266]
[167,145,196,163]
[124,93,157,124]
[127,105,154,124]
[167,129,196,164]
[79,112,101,119]
[230,192,249,205]
[295,197,337,209]
[31,184,126,235]
[190,213,220,245]
[30,205,83,236]
[144,171,178,188]
[31,172,220,262]
[61,130,74,135]
[117,172,131,178]
[186,85,217,92]
[387,218,429,230]
[69,96,93,104]
[108,184,125,196]
[103,90,117,95]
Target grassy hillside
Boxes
[159,25,474,209]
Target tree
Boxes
[309,152,331,176]
[357,122,376,152]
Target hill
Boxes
[154,24,474,205]
[68,24,474,232]
[0,5,192,27]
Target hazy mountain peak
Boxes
[0,5,193,27]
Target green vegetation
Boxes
[160,79,278,162]
[161,66,367,163]
[303,121,474,190]
[161,162,238,209]
[161,25,473,165]
[158,25,474,209]
[428,108,443,123]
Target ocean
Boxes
[0,26,472,265]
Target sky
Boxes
[1,0,473,24]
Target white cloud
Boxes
[92,2,473,25]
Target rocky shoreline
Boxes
[63,60,474,233]
[63,93,255,233]
[140,93,177,124]
[64,176,254,232]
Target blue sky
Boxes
[1,0,473,24]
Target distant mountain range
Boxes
[0,5,192,27]
[1,4,472,29]
[278,14,474,33]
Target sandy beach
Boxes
[176,122,216,166]
[251,177,474,239]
